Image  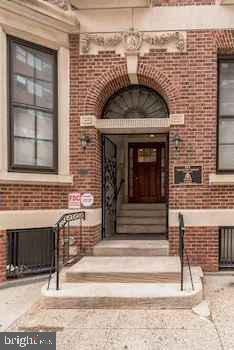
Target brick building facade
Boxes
[1,0,234,282]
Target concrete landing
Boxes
[65,256,180,283]
[93,240,169,257]
[42,267,203,310]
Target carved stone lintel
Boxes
[80,29,186,56]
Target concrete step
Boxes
[65,256,180,284]
[118,210,167,217]
[93,240,169,257]
[121,203,167,210]
[42,267,204,310]
[117,224,167,234]
[117,217,167,225]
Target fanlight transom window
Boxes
[102,85,169,119]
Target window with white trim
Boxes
[218,57,234,172]
[8,36,58,173]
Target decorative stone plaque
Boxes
[174,165,202,185]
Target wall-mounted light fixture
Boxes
[172,134,182,151]
[80,133,90,150]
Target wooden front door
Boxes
[128,143,166,203]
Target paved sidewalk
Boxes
[2,274,234,349]
[0,281,44,331]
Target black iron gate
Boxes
[102,136,117,239]
[220,227,234,268]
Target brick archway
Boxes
[84,63,179,117]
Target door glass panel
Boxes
[137,148,157,163]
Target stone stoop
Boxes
[93,239,169,257]
[41,266,204,310]
[65,256,181,284]
[117,203,167,235]
[42,239,204,310]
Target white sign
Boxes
[81,192,94,208]
[68,192,81,209]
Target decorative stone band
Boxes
[209,174,234,185]
[80,30,187,56]
[169,209,234,227]
[0,208,102,230]
[80,114,184,133]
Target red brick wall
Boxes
[1,28,234,276]
[169,227,219,272]
[68,225,101,255]
[0,231,6,283]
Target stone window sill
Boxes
[209,173,234,185]
[0,172,73,185]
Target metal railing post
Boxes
[56,224,60,291]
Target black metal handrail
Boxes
[47,211,85,291]
[178,212,194,291]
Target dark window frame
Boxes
[7,35,58,174]
[217,56,234,173]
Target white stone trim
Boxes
[126,53,139,84]
[72,0,151,9]
[209,174,234,185]
[219,0,234,4]
[0,0,79,35]
[0,27,72,185]
[77,6,234,33]
[80,114,184,133]
[0,208,102,230]
[169,209,234,227]
[96,118,170,134]
[170,114,185,126]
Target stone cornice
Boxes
[0,0,79,33]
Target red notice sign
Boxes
[68,192,81,209]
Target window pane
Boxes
[13,75,34,105]
[34,51,54,82]
[14,108,35,138]
[37,111,53,140]
[35,80,53,109]
[14,138,35,166]
[219,145,234,170]
[219,118,234,144]
[37,140,53,167]
[13,44,34,77]
[138,148,157,163]
[220,62,234,116]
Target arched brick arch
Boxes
[84,62,179,117]
[137,64,178,114]
[84,63,130,117]
[215,30,234,53]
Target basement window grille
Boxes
[7,227,55,278]
[219,227,234,269]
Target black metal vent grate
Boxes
[219,227,234,269]
[7,228,55,278]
